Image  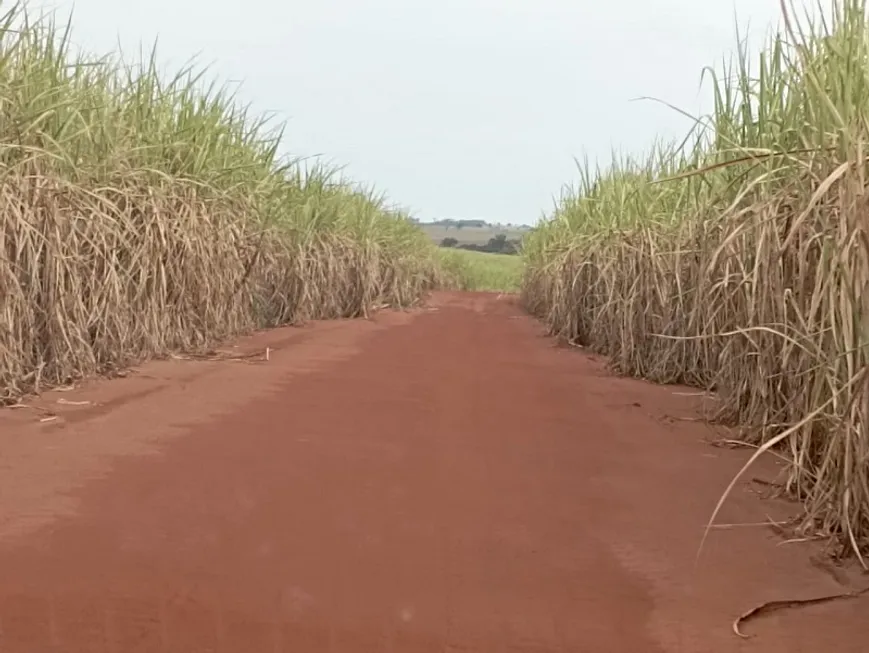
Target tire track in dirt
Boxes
[0,292,866,652]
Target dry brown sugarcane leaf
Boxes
[732,585,869,638]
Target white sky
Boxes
[34,0,794,224]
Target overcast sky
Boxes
[35,0,793,224]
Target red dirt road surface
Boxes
[1,292,867,652]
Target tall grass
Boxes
[524,0,869,556]
[0,3,439,402]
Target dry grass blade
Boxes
[732,585,869,638]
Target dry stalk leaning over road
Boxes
[523,0,869,556]
[0,4,439,403]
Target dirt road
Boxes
[0,292,867,652]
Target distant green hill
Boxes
[418,221,530,255]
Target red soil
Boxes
[0,292,867,652]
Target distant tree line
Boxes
[440,233,520,255]
[430,219,489,229]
